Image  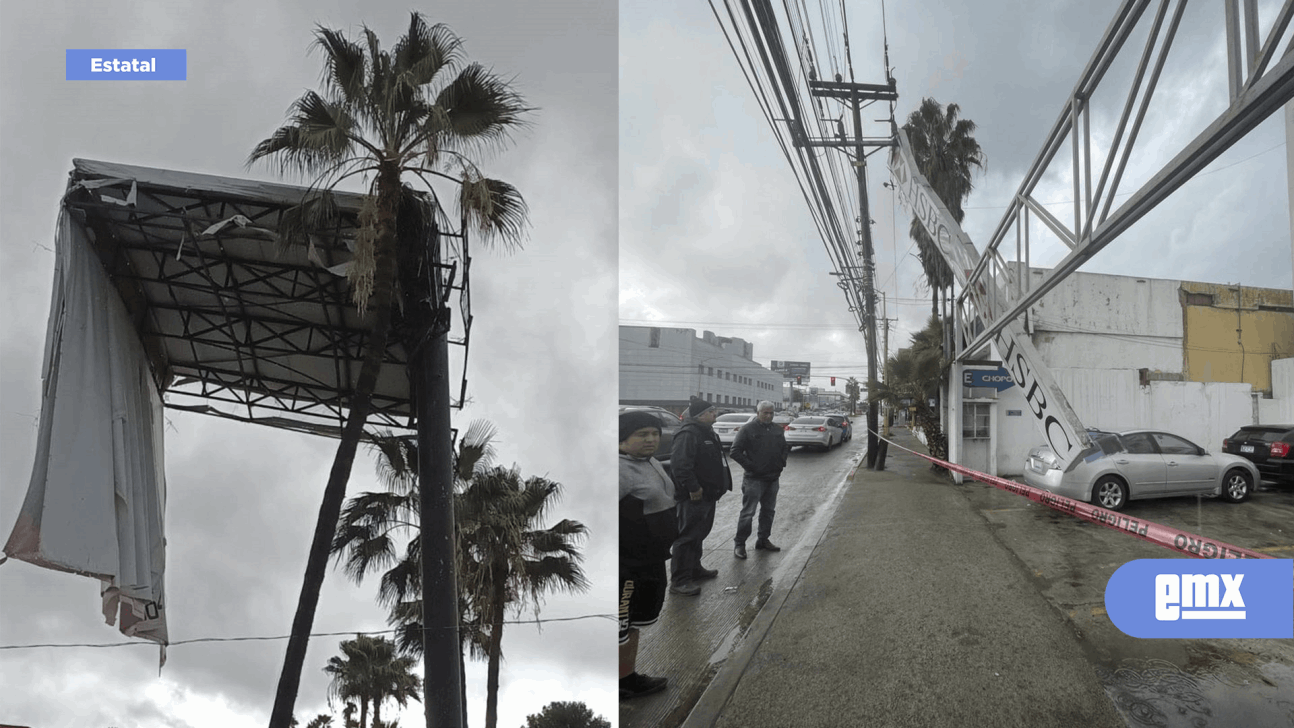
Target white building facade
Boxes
[946,267,1294,478]
[620,326,785,412]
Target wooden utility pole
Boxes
[808,77,896,468]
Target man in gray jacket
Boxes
[728,400,790,559]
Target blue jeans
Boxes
[734,474,779,545]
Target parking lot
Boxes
[962,471,1294,726]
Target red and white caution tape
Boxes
[871,429,1273,560]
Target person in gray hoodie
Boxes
[619,410,677,699]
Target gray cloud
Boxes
[622,0,1292,403]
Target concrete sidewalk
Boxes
[702,427,1125,728]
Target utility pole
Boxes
[881,292,896,438]
[808,76,896,468]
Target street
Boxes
[620,436,863,728]
[624,427,1294,728]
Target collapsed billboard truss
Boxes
[63,158,473,439]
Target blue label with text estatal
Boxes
[66,49,186,80]
[1105,559,1293,638]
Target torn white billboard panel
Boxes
[2,208,168,664]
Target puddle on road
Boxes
[1097,656,1294,727]
[708,625,741,665]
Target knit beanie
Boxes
[688,397,715,418]
[620,410,662,443]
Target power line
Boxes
[0,613,618,652]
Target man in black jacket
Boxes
[619,410,677,699]
[728,400,790,559]
[669,397,732,595]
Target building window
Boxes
[725,372,731,381]
[963,403,991,439]
[698,364,705,375]
[708,367,714,376]
[649,327,660,348]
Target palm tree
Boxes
[870,317,950,469]
[845,376,861,415]
[324,634,422,728]
[455,466,590,728]
[332,421,497,726]
[331,423,590,728]
[249,14,530,727]
[898,98,986,318]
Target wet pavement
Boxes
[620,437,862,728]
[962,461,1294,727]
[624,426,1294,728]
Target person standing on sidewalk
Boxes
[669,397,732,596]
[729,400,790,559]
[619,410,677,699]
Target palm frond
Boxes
[248,91,358,177]
[377,554,421,608]
[312,26,368,109]
[455,419,499,480]
[458,173,528,251]
[394,15,462,88]
[434,63,532,155]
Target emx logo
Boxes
[1155,573,1246,621]
[1105,559,1292,638]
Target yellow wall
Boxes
[1182,282,1294,392]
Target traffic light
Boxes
[796,375,802,385]
[831,376,836,386]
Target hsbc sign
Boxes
[891,130,1095,471]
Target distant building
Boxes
[620,326,784,412]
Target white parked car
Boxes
[784,416,842,451]
[713,413,756,449]
[1023,428,1259,512]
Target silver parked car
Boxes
[784,416,843,451]
[1023,428,1258,511]
[713,412,756,449]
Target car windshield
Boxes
[793,417,825,424]
[716,414,752,423]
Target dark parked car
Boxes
[1222,424,1294,486]
[618,405,682,461]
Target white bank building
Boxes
[620,326,784,413]
[944,267,1293,478]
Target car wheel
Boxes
[1091,476,1129,512]
[1221,469,1252,503]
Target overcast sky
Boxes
[620,0,1293,398]
[0,2,615,727]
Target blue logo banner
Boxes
[1105,559,1293,638]
[66,50,186,80]
[963,367,1015,391]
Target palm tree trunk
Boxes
[371,696,381,728]
[268,165,402,728]
[484,580,507,728]
[360,696,370,728]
